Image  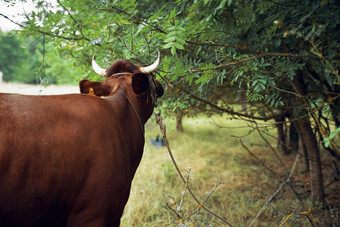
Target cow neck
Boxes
[123,93,144,135]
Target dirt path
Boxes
[0,83,79,95]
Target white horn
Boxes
[140,51,160,73]
[92,55,106,76]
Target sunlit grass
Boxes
[121,114,338,226]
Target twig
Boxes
[178,168,191,210]
[180,87,280,121]
[0,12,25,28]
[256,126,289,175]
[240,140,278,176]
[154,112,233,227]
[255,126,303,202]
[56,0,86,39]
[183,177,223,221]
[166,197,183,220]
[248,153,300,227]
[98,6,166,34]
[268,203,280,226]
[189,53,315,74]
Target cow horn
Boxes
[92,55,106,76]
[140,51,160,73]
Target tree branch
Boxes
[240,140,278,176]
[155,113,234,226]
[0,13,25,29]
[248,153,300,227]
[0,12,92,43]
[179,87,280,121]
[190,53,317,73]
[56,0,87,39]
[98,6,166,34]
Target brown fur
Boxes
[105,59,141,77]
[0,59,163,226]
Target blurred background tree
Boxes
[0,30,81,84]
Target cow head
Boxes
[79,53,164,100]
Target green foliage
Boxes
[2,0,338,135]
[163,22,186,56]
[324,127,340,148]
[2,0,338,102]
[0,31,36,82]
[0,30,82,84]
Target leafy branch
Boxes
[163,24,187,56]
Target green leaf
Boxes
[176,37,186,45]
[173,42,184,50]
[329,131,337,139]
[329,129,340,139]
[164,36,176,43]
[163,42,174,49]
[171,46,176,56]
[324,138,330,148]
[167,31,179,38]
[176,27,186,32]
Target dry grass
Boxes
[121,114,339,226]
[1,84,337,226]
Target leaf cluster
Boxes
[3,0,339,120]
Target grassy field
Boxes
[1,84,337,226]
[121,114,339,226]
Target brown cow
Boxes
[0,53,163,226]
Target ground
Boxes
[0,82,79,95]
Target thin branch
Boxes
[0,12,92,42]
[264,0,297,7]
[98,6,166,34]
[154,113,234,227]
[186,40,261,53]
[256,126,303,202]
[240,140,278,176]
[35,29,91,42]
[256,126,289,176]
[182,177,223,221]
[190,53,317,73]
[248,153,300,227]
[179,168,191,209]
[180,87,280,121]
[0,13,25,28]
[56,0,86,39]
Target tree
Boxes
[2,0,339,205]
[0,30,38,83]
[0,29,82,84]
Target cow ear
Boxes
[79,80,110,96]
[132,73,149,94]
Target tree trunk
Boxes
[239,92,248,115]
[275,114,288,155]
[295,119,310,173]
[298,119,325,203]
[293,70,325,204]
[288,121,299,153]
[176,112,184,132]
[330,86,340,128]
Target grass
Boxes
[120,114,339,226]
